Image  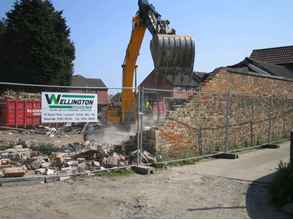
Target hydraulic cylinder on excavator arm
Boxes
[121,16,146,123]
[119,0,195,124]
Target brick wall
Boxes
[140,70,173,90]
[152,68,293,159]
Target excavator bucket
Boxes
[150,34,195,72]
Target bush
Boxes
[31,143,59,156]
[0,145,11,151]
[269,161,293,207]
[95,168,134,177]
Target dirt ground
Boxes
[0,164,289,219]
[0,142,291,218]
[0,129,83,148]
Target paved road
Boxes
[0,142,290,218]
[191,142,290,183]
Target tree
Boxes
[0,20,5,34]
[0,0,75,85]
[0,19,7,79]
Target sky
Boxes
[0,0,293,88]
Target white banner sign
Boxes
[41,92,98,123]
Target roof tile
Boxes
[71,75,107,88]
[250,46,293,65]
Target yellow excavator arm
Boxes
[113,0,195,124]
[121,16,146,123]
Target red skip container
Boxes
[0,98,41,127]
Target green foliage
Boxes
[0,145,11,151]
[269,161,293,207]
[0,0,75,85]
[0,20,6,61]
[171,158,197,166]
[31,143,59,155]
[0,19,5,34]
[256,136,263,145]
[151,162,168,169]
[95,168,135,177]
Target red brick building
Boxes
[70,75,108,111]
[139,70,207,99]
[250,45,293,73]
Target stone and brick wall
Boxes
[152,68,293,159]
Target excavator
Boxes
[107,0,195,124]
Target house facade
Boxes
[250,45,293,72]
[140,70,207,99]
[70,75,109,114]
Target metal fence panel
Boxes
[141,87,293,163]
[0,83,141,178]
[1,81,293,178]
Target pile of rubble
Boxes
[0,140,156,178]
[33,123,90,137]
[0,90,41,100]
[22,122,104,138]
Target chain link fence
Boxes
[1,81,293,180]
[0,82,141,180]
[139,87,293,162]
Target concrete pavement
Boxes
[190,142,290,183]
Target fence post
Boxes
[224,91,231,152]
[290,130,293,166]
[250,97,254,146]
[290,129,293,166]
[156,91,160,123]
[137,88,141,166]
[282,97,287,138]
[268,96,272,144]
[139,88,144,164]
[197,127,203,155]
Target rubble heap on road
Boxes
[0,139,156,178]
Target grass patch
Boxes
[0,145,11,151]
[271,138,289,145]
[154,157,199,168]
[30,143,59,156]
[95,168,135,177]
[170,158,198,166]
[152,162,168,169]
[269,161,293,207]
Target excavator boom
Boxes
[121,16,146,122]
[119,0,195,123]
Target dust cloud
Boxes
[85,124,137,146]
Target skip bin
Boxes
[0,98,41,127]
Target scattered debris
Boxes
[3,167,26,177]
[212,153,239,160]
[132,165,155,175]
[1,90,40,99]
[0,139,155,178]
[130,150,157,164]
[259,144,280,149]
[47,128,57,137]
[35,168,47,175]
[103,152,128,168]
[0,123,156,179]
[62,143,83,153]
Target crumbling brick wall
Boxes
[154,69,293,159]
